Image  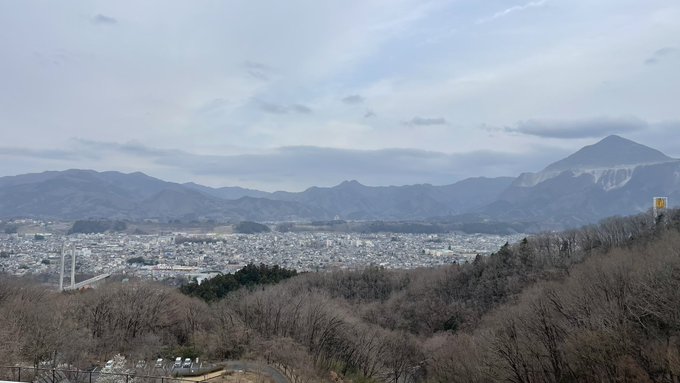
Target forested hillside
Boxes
[180,263,297,302]
[2,210,679,382]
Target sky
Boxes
[1,0,679,191]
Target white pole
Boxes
[653,197,658,219]
[70,248,76,288]
[59,245,65,291]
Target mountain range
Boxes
[0,135,677,230]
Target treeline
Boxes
[233,221,271,234]
[2,210,680,382]
[1,222,19,234]
[126,256,158,266]
[427,229,680,382]
[273,219,532,235]
[229,210,680,382]
[179,263,297,302]
[0,267,296,372]
[68,220,127,235]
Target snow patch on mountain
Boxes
[514,171,563,187]
[515,165,640,190]
[578,167,635,191]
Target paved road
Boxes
[223,361,289,383]
[180,370,225,382]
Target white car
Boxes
[182,358,192,368]
[155,358,163,368]
[103,360,114,372]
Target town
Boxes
[0,223,524,285]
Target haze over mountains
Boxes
[0,135,677,229]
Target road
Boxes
[181,370,225,382]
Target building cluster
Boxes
[0,229,524,284]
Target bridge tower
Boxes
[58,244,76,291]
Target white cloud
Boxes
[477,0,547,24]
[0,139,568,191]
[508,116,648,138]
[0,0,679,186]
[91,14,117,25]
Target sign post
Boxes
[653,197,668,220]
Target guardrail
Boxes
[0,366,209,383]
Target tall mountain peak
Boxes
[336,180,365,188]
[544,135,673,172]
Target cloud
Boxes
[290,104,313,114]
[70,139,563,190]
[364,110,376,118]
[2,0,678,187]
[0,146,90,161]
[645,47,679,65]
[256,100,288,114]
[244,60,273,81]
[91,14,117,25]
[72,139,181,158]
[342,95,364,105]
[407,116,447,126]
[254,100,313,115]
[508,116,648,138]
[194,98,229,117]
[244,61,271,71]
[477,0,547,24]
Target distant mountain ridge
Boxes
[514,135,674,188]
[488,135,680,228]
[270,177,514,220]
[0,135,677,229]
[182,182,271,200]
[545,134,672,171]
[0,169,512,222]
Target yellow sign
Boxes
[655,197,667,210]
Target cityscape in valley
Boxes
[3,1,680,382]
[2,133,678,293]
[0,223,523,283]
[1,134,677,292]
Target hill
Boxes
[544,134,672,172]
[0,169,324,221]
[0,135,678,229]
[0,170,513,223]
[484,135,680,228]
[271,177,514,220]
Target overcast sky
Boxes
[1,0,679,191]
